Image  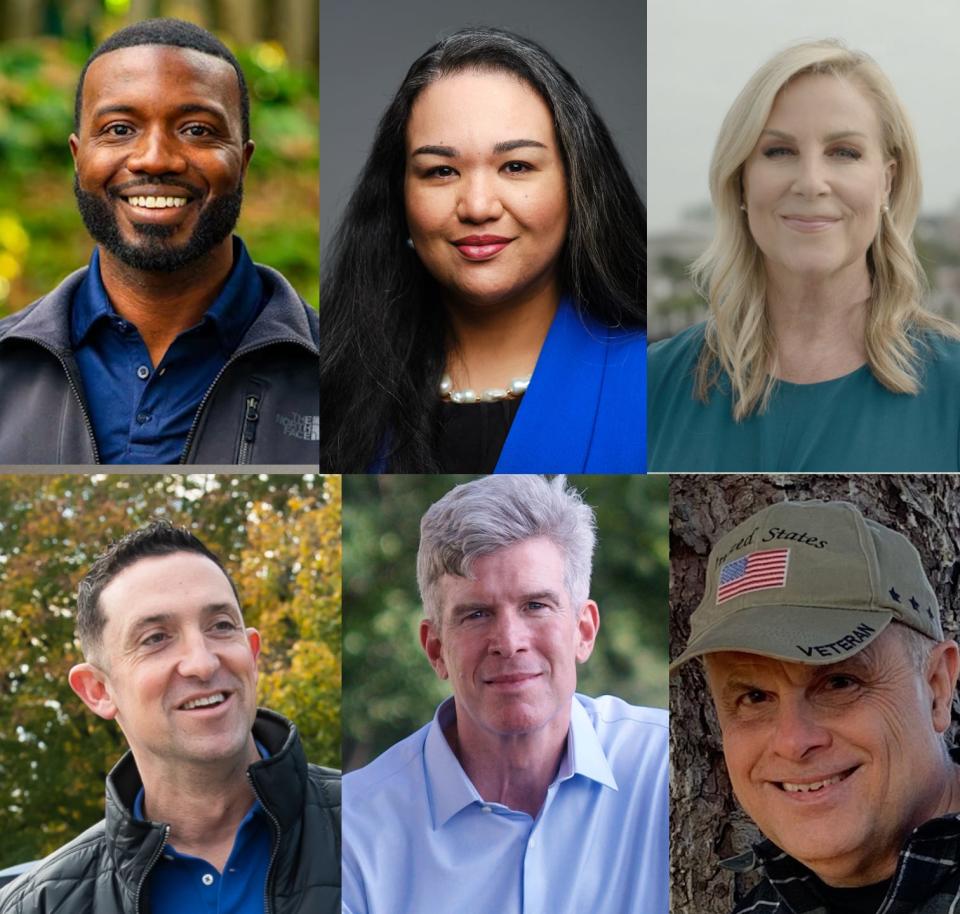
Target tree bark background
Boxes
[669,474,960,914]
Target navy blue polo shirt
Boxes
[71,237,266,464]
[133,742,273,914]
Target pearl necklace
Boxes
[439,373,531,404]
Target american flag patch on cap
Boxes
[717,549,790,605]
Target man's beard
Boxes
[74,175,243,272]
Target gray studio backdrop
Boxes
[320,0,647,263]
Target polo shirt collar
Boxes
[425,694,618,829]
[71,237,263,353]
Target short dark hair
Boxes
[74,18,250,142]
[76,520,240,662]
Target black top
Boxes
[437,397,523,472]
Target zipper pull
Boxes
[243,394,260,443]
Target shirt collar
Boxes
[71,237,264,352]
[424,694,618,829]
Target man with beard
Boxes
[0,18,318,465]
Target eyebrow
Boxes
[91,102,228,122]
[124,602,240,643]
[761,128,868,142]
[448,589,562,618]
[411,138,548,158]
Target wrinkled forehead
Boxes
[435,537,569,607]
[702,630,897,690]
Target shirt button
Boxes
[480,806,492,814]
[201,873,214,886]
[136,413,151,424]
[137,365,150,380]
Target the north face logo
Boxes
[275,411,319,441]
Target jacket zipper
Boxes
[134,823,170,914]
[180,338,315,464]
[237,394,261,465]
[24,337,101,463]
[247,772,282,914]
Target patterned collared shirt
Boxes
[730,813,960,914]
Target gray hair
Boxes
[416,475,596,625]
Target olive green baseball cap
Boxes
[670,500,942,670]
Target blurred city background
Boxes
[0,0,318,314]
[649,1,960,341]
[341,474,668,773]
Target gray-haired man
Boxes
[673,499,960,914]
[343,475,668,914]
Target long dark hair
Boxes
[320,27,646,472]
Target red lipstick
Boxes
[452,235,513,261]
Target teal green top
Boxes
[648,323,960,471]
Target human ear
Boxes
[883,160,896,203]
[68,663,119,721]
[927,639,959,733]
[575,600,600,663]
[419,619,448,680]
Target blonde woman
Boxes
[649,40,960,471]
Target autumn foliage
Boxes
[0,473,340,868]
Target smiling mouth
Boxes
[777,767,857,793]
[780,215,840,232]
[484,672,541,685]
[452,236,513,261]
[123,195,189,209]
[179,691,229,711]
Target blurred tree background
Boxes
[342,474,668,773]
[0,473,339,869]
[0,0,318,315]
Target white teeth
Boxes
[781,773,844,793]
[126,195,187,209]
[181,692,226,710]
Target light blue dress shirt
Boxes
[343,693,668,914]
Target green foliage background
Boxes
[0,33,318,315]
[0,473,340,869]
[342,474,668,773]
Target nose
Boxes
[176,631,221,681]
[770,694,831,761]
[125,125,187,175]
[488,610,529,657]
[791,153,830,198]
[456,172,504,224]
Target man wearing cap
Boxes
[673,499,960,914]
[343,474,669,914]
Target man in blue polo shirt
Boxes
[0,522,340,914]
[343,475,669,914]
[0,18,318,465]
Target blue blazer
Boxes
[494,298,646,472]
[369,299,646,473]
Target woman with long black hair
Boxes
[320,27,645,472]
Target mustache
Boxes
[108,177,204,198]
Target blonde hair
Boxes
[693,39,958,420]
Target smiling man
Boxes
[0,521,340,914]
[0,18,318,465]
[672,500,960,914]
[342,475,668,914]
